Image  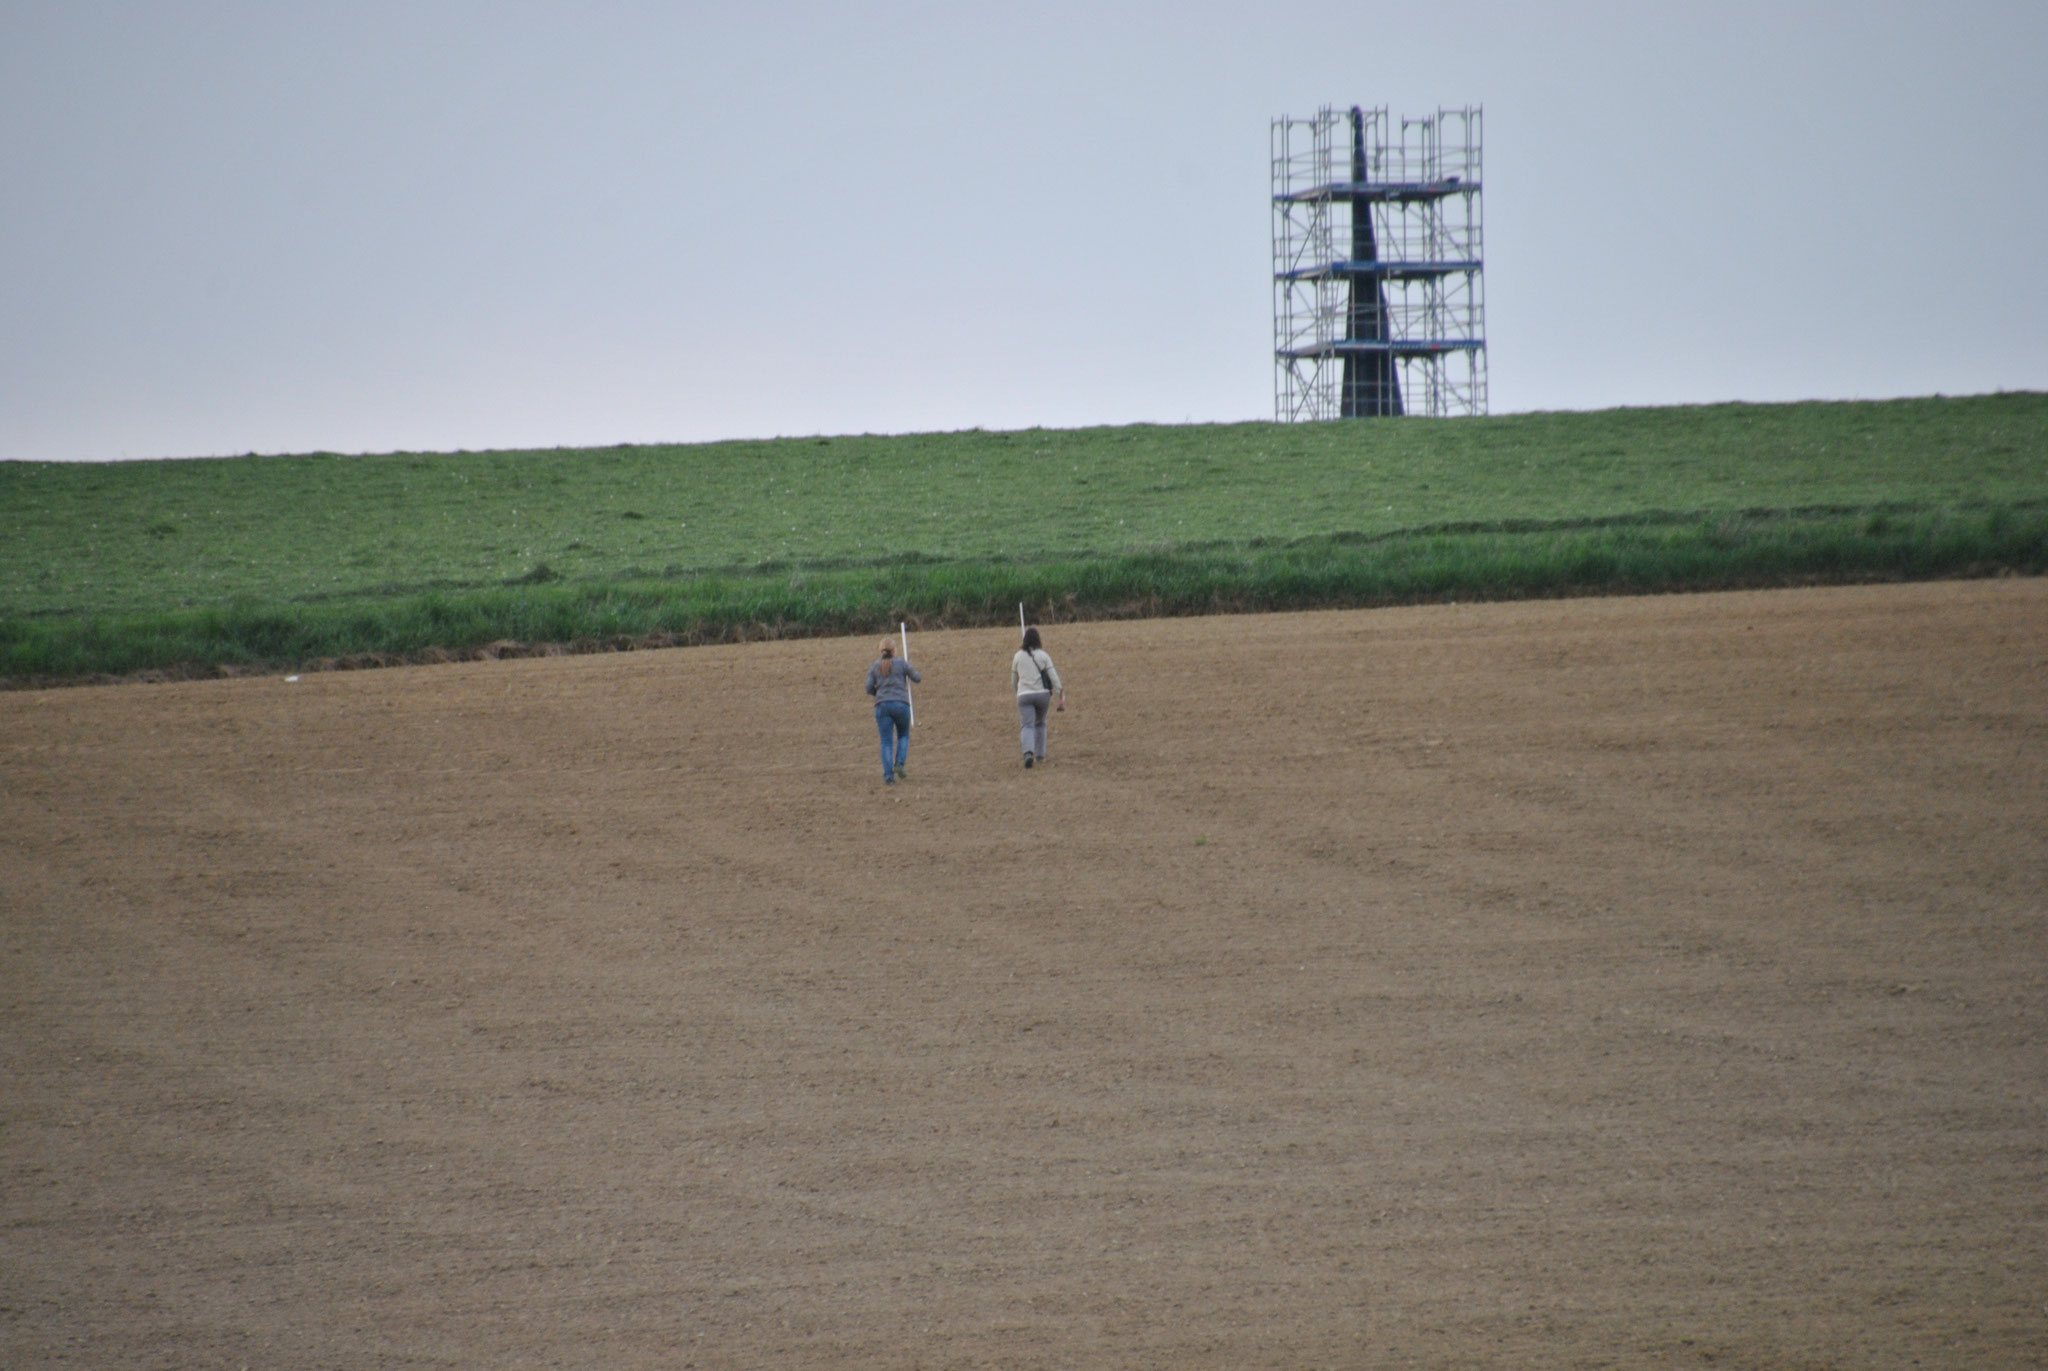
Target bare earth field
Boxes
[4,581,2045,1369]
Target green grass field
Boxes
[4,392,2045,679]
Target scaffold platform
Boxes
[1278,338,1486,359]
[1276,259,1483,283]
[1273,178,1478,205]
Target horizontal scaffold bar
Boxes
[1276,259,1482,282]
[1274,179,1479,204]
[1277,339,1485,359]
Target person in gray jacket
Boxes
[865,637,921,784]
[1011,626,1064,769]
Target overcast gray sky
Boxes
[3,1,2043,461]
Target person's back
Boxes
[1011,646,1061,698]
[868,654,919,706]
[1011,628,1064,768]
[865,640,920,784]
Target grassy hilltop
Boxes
[3,392,2045,680]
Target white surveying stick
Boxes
[899,622,913,726]
[1019,601,1026,632]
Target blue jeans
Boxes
[875,701,911,778]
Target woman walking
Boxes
[865,636,921,784]
[1011,627,1064,769]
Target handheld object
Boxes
[900,622,913,726]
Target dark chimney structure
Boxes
[1341,106,1403,417]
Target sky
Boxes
[3,1,2044,462]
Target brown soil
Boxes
[4,581,2045,1369]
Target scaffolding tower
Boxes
[1272,105,1486,421]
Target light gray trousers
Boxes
[1016,691,1052,759]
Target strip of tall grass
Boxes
[7,504,2041,682]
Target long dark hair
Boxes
[1021,627,1042,652]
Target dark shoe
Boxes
[1023,755,1033,769]
[895,766,907,780]
[884,774,895,785]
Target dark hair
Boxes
[1021,627,1042,651]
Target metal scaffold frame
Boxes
[1272,105,1486,421]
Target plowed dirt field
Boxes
[4,581,2045,1369]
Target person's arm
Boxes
[906,663,922,684]
[866,663,879,696]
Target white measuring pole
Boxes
[1019,602,1026,633]
[899,622,913,726]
